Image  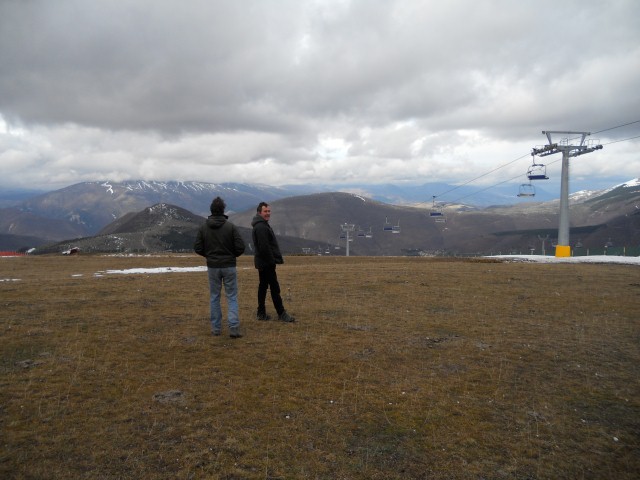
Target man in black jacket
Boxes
[251,202,295,322]
[194,197,246,338]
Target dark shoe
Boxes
[256,312,271,321]
[212,330,221,336]
[229,328,242,339]
[278,311,296,323]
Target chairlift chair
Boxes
[430,196,445,220]
[392,220,401,234]
[517,183,536,197]
[527,163,548,180]
[383,216,393,232]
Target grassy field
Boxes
[1,254,639,479]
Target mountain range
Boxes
[0,179,511,247]
[1,179,639,255]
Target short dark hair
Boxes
[257,201,269,213]
[210,197,226,215]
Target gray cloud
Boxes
[1,0,639,191]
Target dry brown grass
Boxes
[1,254,639,479]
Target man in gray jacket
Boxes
[195,197,246,338]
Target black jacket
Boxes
[194,215,245,268]
[251,214,283,269]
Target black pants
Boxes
[257,265,284,316]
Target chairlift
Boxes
[392,220,400,234]
[356,227,366,238]
[517,183,536,197]
[527,163,548,180]
[365,227,373,239]
[383,216,393,232]
[429,196,445,221]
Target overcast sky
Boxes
[1,0,639,196]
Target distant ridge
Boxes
[2,178,639,255]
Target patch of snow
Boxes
[613,178,640,188]
[569,189,604,202]
[101,182,114,194]
[97,266,207,275]
[487,255,640,265]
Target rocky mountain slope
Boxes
[34,203,204,254]
[36,203,327,255]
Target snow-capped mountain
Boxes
[6,180,310,240]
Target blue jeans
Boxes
[207,267,239,333]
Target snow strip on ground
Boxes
[92,256,640,276]
[487,255,640,265]
[96,266,207,276]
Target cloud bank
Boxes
[1,0,639,192]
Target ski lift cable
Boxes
[563,120,640,144]
[601,134,640,146]
[450,172,525,203]
[447,132,637,204]
[452,154,569,203]
[432,153,530,199]
[592,119,640,135]
[433,120,639,203]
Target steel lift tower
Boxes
[532,131,603,257]
[340,223,355,257]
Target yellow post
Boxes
[555,245,571,257]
